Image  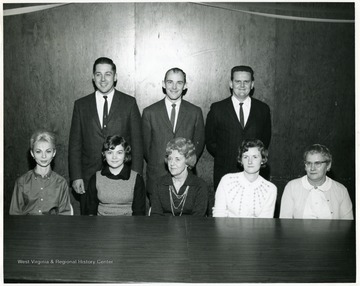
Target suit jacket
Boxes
[69,89,143,190]
[142,98,205,182]
[205,96,271,188]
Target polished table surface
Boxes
[4,215,356,283]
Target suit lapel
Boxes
[160,99,174,132]
[245,99,257,130]
[107,90,120,122]
[226,97,243,129]
[88,93,103,131]
[175,101,186,133]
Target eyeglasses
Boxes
[304,161,328,168]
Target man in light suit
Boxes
[142,67,205,200]
[205,65,271,189]
[69,57,143,214]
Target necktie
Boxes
[239,103,244,128]
[170,103,176,131]
[103,96,108,129]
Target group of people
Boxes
[9,57,354,220]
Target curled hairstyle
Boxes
[102,135,131,163]
[164,67,187,83]
[93,57,116,74]
[237,138,268,167]
[231,65,255,81]
[303,144,332,164]
[30,130,56,150]
[165,137,197,169]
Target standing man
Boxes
[142,67,205,200]
[205,65,271,189]
[69,57,143,214]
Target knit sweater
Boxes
[213,172,277,218]
[86,165,146,216]
[280,175,353,220]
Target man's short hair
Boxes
[164,67,187,84]
[231,65,254,81]
[93,57,116,74]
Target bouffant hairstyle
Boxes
[237,138,268,167]
[30,130,56,150]
[164,137,197,169]
[102,135,131,163]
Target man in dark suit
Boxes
[69,57,143,214]
[205,65,271,189]
[142,67,205,200]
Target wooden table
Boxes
[4,216,356,283]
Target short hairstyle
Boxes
[164,67,187,84]
[165,137,197,169]
[303,144,332,164]
[237,138,268,167]
[231,65,255,81]
[102,135,131,163]
[30,130,56,150]
[93,57,116,74]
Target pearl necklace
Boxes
[169,185,189,216]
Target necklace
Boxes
[169,185,189,216]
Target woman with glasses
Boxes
[280,144,353,220]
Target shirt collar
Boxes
[101,164,131,180]
[232,95,251,106]
[32,168,52,179]
[165,96,182,108]
[301,175,332,192]
[96,88,115,101]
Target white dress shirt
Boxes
[95,89,115,128]
[232,96,251,126]
[165,97,181,132]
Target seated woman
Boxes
[150,137,209,216]
[9,130,72,215]
[280,144,353,220]
[86,135,146,216]
[213,139,277,218]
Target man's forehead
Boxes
[94,63,114,73]
[166,71,184,81]
[233,71,252,79]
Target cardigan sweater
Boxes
[86,165,146,216]
[150,172,209,216]
[280,175,353,220]
[213,172,277,218]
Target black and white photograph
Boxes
[2,1,356,283]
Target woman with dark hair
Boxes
[213,138,277,218]
[150,137,209,216]
[280,144,353,220]
[85,135,146,216]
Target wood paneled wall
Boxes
[4,3,355,216]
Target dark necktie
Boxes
[239,103,244,128]
[103,95,108,129]
[170,103,176,131]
